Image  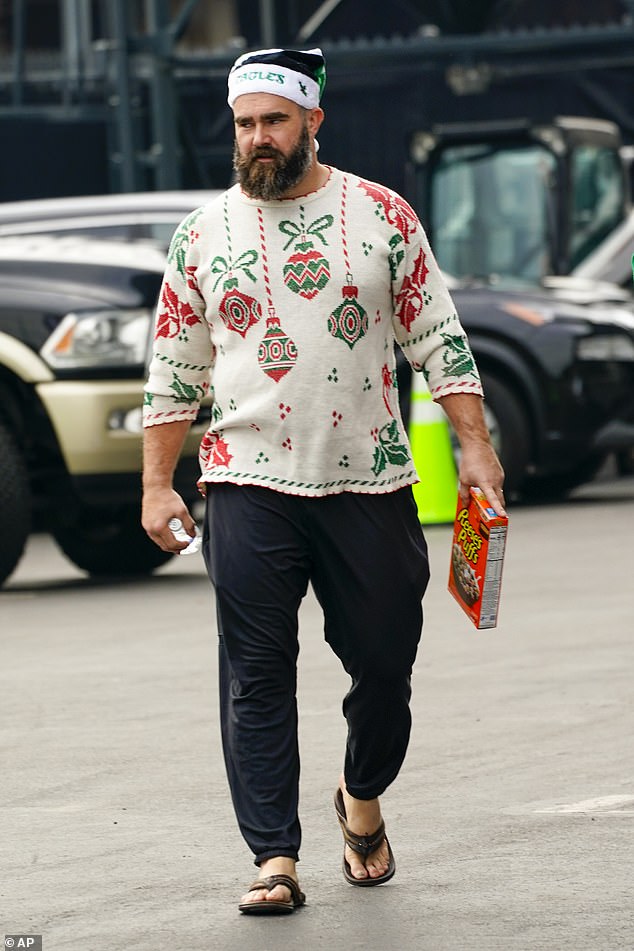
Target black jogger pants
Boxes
[202,482,430,865]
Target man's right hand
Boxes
[142,419,196,551]
[142,487,197,553]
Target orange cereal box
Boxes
[448,487,508,629]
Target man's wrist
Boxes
[142,479,175,494]
[457,431,492,449]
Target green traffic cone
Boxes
[408,373,457,524]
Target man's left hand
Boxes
[457,439,506,517]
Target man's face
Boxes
[232,93,315,200]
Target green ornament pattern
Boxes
[280,210,333,300]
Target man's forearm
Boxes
[142,420,192,490]
[437,392,490,447]
[436,392,506,515]
[142,420,197,548]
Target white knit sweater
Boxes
[143,167,483,496]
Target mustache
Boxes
[248,146,283,161]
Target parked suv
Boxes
[0,235,207,586]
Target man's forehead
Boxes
[232,92,300,121]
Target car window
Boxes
[430,143,557,283]
[145,221,180,247]
[569,146,625,268]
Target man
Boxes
[142,47,504,915]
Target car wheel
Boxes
[0,420,31,586]
[51,504,173,576]
[480,372,532,497]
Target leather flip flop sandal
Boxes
[334,787,396,887]
[238,873,306,915]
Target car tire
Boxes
[51,504,173,577]
[480,372,532,497]
[0,420,31,586]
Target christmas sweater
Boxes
[143,167,483,497]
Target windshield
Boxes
[430,143,557,284]
[569,145,624,268]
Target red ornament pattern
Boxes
[218,288,262,337]
[283,243,330,299]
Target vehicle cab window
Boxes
[569,146,625,268]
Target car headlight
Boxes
[40,308,152,369]
[576,333,634,362]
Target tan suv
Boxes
[0,234,208,586]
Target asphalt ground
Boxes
[2,474,633,951]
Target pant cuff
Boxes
[255,848,300,866]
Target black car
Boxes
[448,276,634,496]
[0,235,207,586]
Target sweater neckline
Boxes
[237,165,339,207]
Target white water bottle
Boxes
[167,517,202,555]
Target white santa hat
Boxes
[228,47,326,110]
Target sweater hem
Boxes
[197,469,420,498]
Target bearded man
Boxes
[142,47,505,915]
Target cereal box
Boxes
[448,487,508,629]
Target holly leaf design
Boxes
[440,333,477,378]
[379,419,410,466]
[168,230,189,279]
[388,233,405,280]
[210,436,233,467]
[169,372,206,404]
[357,180,418,243]
[155,283,201,340]
[371,420,409,475]
[167,209,203,278]
[395,248,429,333]
[372,444,388,477]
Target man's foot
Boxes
[239,856,302,911]
[336,776,395,884]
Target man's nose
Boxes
[252,123,271,147]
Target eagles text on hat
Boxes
[228,48,326,110]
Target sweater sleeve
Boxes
[143,211,214,428]
[390,210,483,401]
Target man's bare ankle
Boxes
[259,855,297,879]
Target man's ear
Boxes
[307,107,325,138]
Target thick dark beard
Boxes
[233,124,313,200]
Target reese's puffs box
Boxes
[448,487,508,629]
